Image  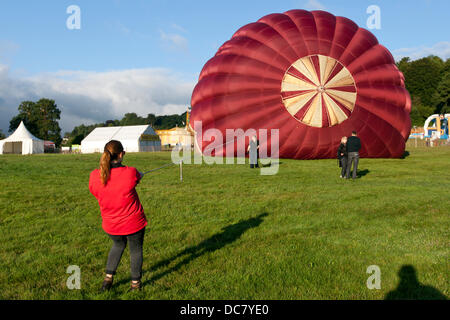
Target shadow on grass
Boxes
[143,213,268,286]
[357,169,370,178]
[385,265,447,300]
[261,161,282,168]
[401,151,410,159]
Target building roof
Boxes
[82,125,157,143]
[2,121,42,142]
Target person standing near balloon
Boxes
[346,131,361,180]
[337,137,348,178]
[247,135,260,168]
[89,140,147,291]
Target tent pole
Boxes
[180,160,183,182]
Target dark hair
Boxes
[100,140,124,185]
[352,131,357,135]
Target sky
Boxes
[0,0,449,134]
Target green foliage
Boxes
[398,56,449,126]
[64,124,103,146]
[409,96,435,127]
[140,134,161,142]
[121,113,147,126]
[152,112,187,129]
[0,129,5,139]
[9,99,62,147]
[147,114,156,127]
[433,71,450,114]
[401,55,444,108]
[9,101,40,135]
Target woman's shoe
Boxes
[130,280,142,291]
[101,275,114,291]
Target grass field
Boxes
[0,146,448,300]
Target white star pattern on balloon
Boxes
[281,55,357,128]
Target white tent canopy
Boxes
[81,125,161,153]
[0,121,44,155]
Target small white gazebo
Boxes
[0,121,44,155]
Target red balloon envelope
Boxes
[190,10,411,159]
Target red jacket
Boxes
[89,165,147,235]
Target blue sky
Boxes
[0,0,449,133]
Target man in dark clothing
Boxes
[337,137,348,178]
[346,131,361,179]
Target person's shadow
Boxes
[143,213,268,286]
[357,169,370,178]
[385,265,447,300]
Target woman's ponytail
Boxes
[100,149,112,185]
[99,140,124,186]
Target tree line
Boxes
[397,56,449,126]
[8,99,63,146]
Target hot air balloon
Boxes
[190,10,411,159]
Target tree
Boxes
[67,123,102,146]
[409,96,435,127]
[120,113,141,126]
[70,134,85,145]
[35,99,62,146]
[152,113,186,129]
[9,101,40,135]
[397,55,444,109]
[397,56,450,125]
[396,57,411,74]
[0,129,5,139]
[105,120,120,127]
[9,99,63,146]
[146,113,156,127]
[433,71,450,114]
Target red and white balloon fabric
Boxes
[190,10,411,159]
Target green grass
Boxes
[0,147,448,300]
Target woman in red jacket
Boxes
[89,140,147,291]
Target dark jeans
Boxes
[340,157,347,177]
[346,152,359,179]
[105,227,145,281]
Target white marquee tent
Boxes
[0,121,44,155]
[81,125,161,154]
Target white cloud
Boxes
[304,0,326,10]
[0,65,195,134]
[159,30,189,52]
[171,23,188,34]
[392,41,450,61]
